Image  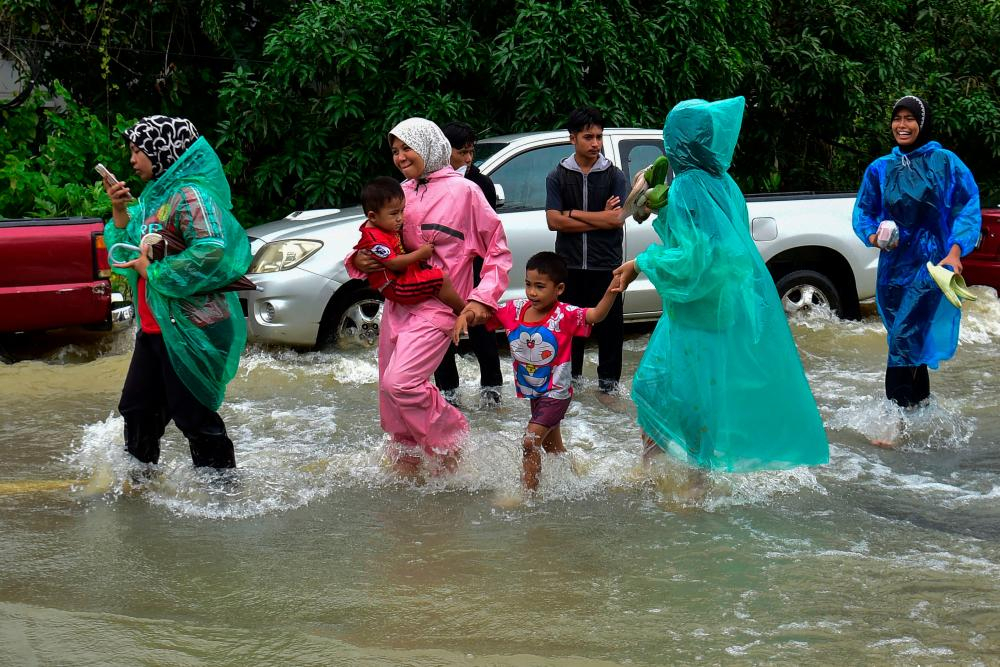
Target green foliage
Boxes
[2,0,999,219]
[0,83,133,219]
[216,0,480,220]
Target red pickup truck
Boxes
[0,217,133,334]
[964,208,1000,291]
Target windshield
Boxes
[473,141,509,167]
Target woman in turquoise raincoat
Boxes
[852,95,981,409]
[102,116,251,469]
[614,97,829,472]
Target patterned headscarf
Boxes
[124,115,200,178]
[388,118,452,179]
[891,95,931,152]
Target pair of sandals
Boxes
[926,262,977,309]
[620,156,670,223]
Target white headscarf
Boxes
[388,117,452,178]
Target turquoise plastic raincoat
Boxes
[104,137,251,410]
[852,142,981,368]
[632,97,829,472]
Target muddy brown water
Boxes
[2,291,999,665]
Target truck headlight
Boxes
[248,240,323,273]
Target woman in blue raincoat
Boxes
[102,116,251,470]
[614,97,829,472]
[852,96,981,409]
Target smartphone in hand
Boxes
[95,163,133,200]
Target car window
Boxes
[487,144,570,212]
[472,141,508,167]
[619,140,666,184]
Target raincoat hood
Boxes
[558,153,614,174]
[388,118,452,177]
[134,136,233,213]
[663,97,744,176]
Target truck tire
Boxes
[318,287,384,349]
[775,270,841,316]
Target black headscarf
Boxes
[124,115,200,178]
[891,95,931,153]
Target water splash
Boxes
[825,391,976,451]
[958,285,1000,345]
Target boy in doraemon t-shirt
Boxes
[454,251,619,490]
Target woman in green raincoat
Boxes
[614,97,829,472]
[102,116,251,469]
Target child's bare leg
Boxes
[437,274,466,315]
[522,422,553,491]
[541,424,565,454]
[439,449,460,474]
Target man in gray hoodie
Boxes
[544,107,628,394]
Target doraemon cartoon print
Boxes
[510,325,558,397]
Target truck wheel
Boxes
[320,288,384,348]
[775,270,841,316]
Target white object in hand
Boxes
[876,220,899,250]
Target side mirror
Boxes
[493,184,505,209]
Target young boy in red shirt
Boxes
[454,251,619,490]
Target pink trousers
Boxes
[377,304,467,455]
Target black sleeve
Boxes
[466,166,498,211]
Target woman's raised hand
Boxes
[102,178,132,209]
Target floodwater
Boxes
[2,290,999,666]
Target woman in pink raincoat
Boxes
[349,118,512,473]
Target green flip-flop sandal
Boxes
[926,262,977,308]
[645,183,669,210]
[643,156,670,188]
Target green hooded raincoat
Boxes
[104,136,251,411]
[633,97,829,472]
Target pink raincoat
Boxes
[348,119,511,455]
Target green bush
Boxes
[0,82,133,219]
[2,0,998,219]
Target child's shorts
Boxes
[528,396,571,428]
[383,264,444,305]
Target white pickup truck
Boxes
[239,129,877,348]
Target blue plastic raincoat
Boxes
[632,97,829,472]
[104,137,251,410]
[852,142,981,368]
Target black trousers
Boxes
[563,267,624,391]
[885,364,930,408]
[435,256,503,392]
[118,330,236,468]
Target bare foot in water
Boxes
[597,391,628,412]
[440,451,460,474]
[492,489,527,509]
[870,438,896,449]
[391,452,423,478]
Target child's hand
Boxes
[414,243,433,261]
[452,312,472,345]
[612,260,638,292]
